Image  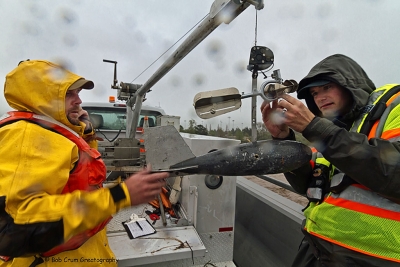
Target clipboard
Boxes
[122,217,156,239]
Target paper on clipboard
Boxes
[122,215,156,239]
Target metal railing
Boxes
[255,175,297,193]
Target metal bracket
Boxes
[187,186,198,228]
[233,0,264,10]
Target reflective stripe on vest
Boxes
[351,84,400,136]
[305,84,400,262]
[306,185,400,262]
[0,111,110,257]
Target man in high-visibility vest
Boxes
[0,60,169,266]
[261,54,400,266]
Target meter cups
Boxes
[259,79,298,102]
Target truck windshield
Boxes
[85,107,161,130]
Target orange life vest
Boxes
[0,111,111,258]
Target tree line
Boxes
[180,119,309,145]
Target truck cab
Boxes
[82,101,166,141]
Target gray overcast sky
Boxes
[1,0,399,130]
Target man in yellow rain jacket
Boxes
[0,60,169,266]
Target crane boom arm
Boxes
[127,0,263,138]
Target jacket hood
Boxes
[4,60,92,134]
[297,54,376,120]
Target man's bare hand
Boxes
[78,108,92,131]
[124,165,169,206]
[278,94,315,133]
[261,95,315,137]
[260,99,290,138]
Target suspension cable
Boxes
[254,9,258,46]
[131,13,209,83]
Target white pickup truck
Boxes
[82,101,167,142]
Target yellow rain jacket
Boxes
[0,60,131,266]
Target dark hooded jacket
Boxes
[284,54,400,202]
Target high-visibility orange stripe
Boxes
[367,91,400,139]
[377,92,400,140]
[306,228,400,263]
[351,183,370,190]
[381,128,400,140]
[309,160,315,169]
[368,120,379,139]
[387,91,400,106]
[377,91,400,140]
[325,196,400,222]
[309,147,317,168]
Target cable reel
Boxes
[247,46,274,72]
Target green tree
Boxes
[187,119,196,134]
[216,127,225,137]
[242,127,252,137]
[194,124,208,135]
[234,128,244,141]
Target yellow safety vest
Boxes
[305,84,400,262]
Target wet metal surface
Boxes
[170,140,312,175]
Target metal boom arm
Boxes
[127,0,264,138]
